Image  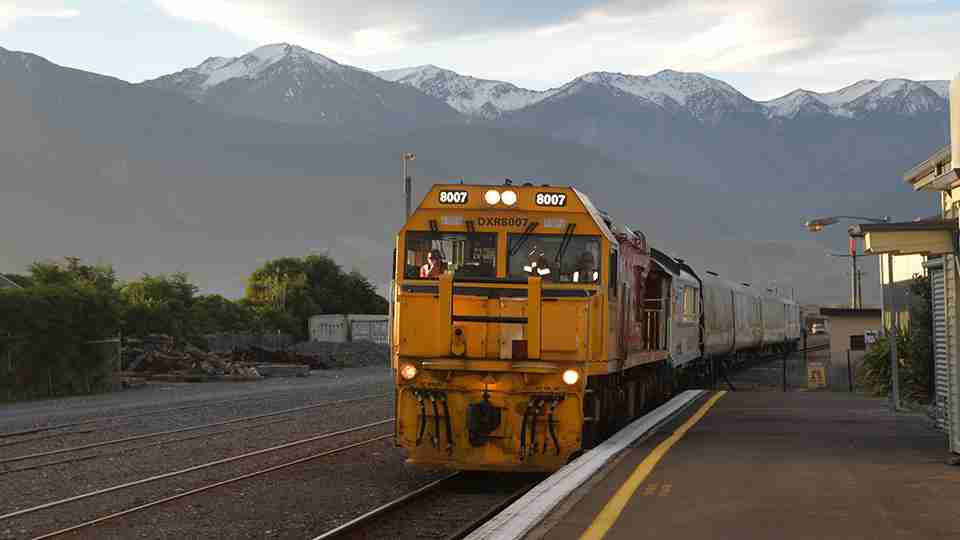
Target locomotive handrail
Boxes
[452,315,528,324]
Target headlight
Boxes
[562,369,579,385]
[501,190,517,206]
[484,189,501,205]
[399,363,418,380]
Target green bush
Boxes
[859,274,932,404]
[0,284,121,400]
[0,254,387,400]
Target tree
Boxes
[245,254,387,339]
[29,257,118,292]
[0,257,123,399]
[121,273,198,343]
[190,294,255,336]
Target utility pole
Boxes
[402,152,416,218]
[857,270,863,309]
[850,237,858,308]
[888,253,901,412]
[392,152,415,368]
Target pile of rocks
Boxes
[288,341,390,368]
[129,347,262,379]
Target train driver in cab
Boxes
[523,246,552,279]
[420,249,448,279]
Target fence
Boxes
[808,350,866,392]
[1,335,122,401]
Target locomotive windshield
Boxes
[405,231,497,279]
[507,234,601,283]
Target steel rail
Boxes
[0,429,97,450]
[31,434,394,540]
[0,393,390,465]
[310,473,461,540]
[0,415,299,477]
[0,395,275,439]
[443,481,539,540]
[0,391,389,440]
[0,418,394,523]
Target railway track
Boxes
[0,393,390,474]
[312,471,542,540]
[0,390,390,444]
[0,419,395,539]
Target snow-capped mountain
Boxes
[141,43,461,129]
[376,65,548,119]
[763,79,947,119]
[145,43,949,128]
[1,43,952,307]
[572,70,764,122]
[143,44,343,100]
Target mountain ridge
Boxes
[0,44,949,306]
[130,42,952,123]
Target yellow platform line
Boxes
[578,391,727,540]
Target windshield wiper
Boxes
[509,221,539,257]
[554,223,576,268]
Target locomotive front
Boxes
[391,183,614,471]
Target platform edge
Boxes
[463,389,707,540]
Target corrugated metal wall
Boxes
[930,260,949,432]
[943,250,960,455]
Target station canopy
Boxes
[849,219,958,256]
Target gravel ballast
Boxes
[0,365,453,540]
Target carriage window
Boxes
[405,232,497,279]
[507,234,601,283]
[609,250,618,296]
[682,286,698,322]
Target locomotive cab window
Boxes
[507,234,601,283]
[405,232,497,279]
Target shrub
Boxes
[0,284,121,400]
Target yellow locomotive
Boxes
[390,181,679,472]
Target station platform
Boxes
[536,391,959,540]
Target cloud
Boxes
[152,0,951,99]
[153,0,599,56]
[0,1,79,28]
[154,0,882,62]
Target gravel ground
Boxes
[0,366,447,540]
[69,438,448,540]
[0,366,391,434]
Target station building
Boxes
[851,75,960,458]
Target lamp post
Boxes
[401,152,416,218]
[805,215,889,308]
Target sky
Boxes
[0,0,957,100]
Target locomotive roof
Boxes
[416,183,618,244]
